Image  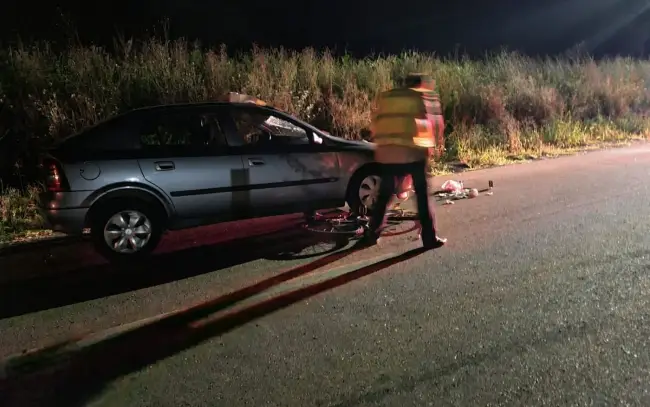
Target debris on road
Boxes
[487,180,494,195]
[441,180,464,193]
[435,180,471,201]
[434,180,495,203]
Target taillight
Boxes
[43,159,68,192]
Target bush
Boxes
[0,185,42,242]
[2,40,650,159]
[1,38,650,237]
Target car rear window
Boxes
[57,114,139,153]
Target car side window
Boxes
[228,108,310,147]
[139,112,221,148]
[207,115,226,146]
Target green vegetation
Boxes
[1,38,649,241]
[0,185,43,243]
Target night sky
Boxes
[2,0,650,57]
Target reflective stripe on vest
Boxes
[413,119,435,148]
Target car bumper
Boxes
[38,191,90,235]
[39,207,88,235]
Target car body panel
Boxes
[40,207,88,234]
[218,104,348,216]
[39,190,93,210]
[62,160,146,193]
[240,150,342,216]
[138,155,246,220]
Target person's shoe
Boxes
[354,234,379,249]
[422,235,447,249]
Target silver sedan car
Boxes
[39,99,411,262]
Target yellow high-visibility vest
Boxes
[371,87,443,149]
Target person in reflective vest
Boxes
[359,73,447,249]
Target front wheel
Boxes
[347,168,382,215]
[90,200,164,263]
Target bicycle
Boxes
[302,204,420,239]
[303,180,492,240]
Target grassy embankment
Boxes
[1,39,650,242]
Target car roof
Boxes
[111,101,280,121]
[54,101,284,148]
[101,101,286,127]
[127,101,277,114]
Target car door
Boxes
[220,105,341,217]
[136,107,246,224]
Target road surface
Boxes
[2,144,650,406]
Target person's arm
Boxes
[427,92,445,157]
[425,115,445,157]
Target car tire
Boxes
[346,166,382,215]
[89,199,164,264]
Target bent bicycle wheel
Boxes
[303,214,367,238]
[379,219,420,237]
[385,209,419,221]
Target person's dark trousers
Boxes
[366,160,437,245]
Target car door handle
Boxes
[248,158,265,166]
[154,161,175,171]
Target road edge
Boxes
[0,311,175,380]
[0,234,83,257]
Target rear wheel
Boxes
[90,200,164,263]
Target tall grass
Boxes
[0,185,42,242]
[1,38,650,237]
[2,39,650,160]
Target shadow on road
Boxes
[0,220,348,320]
[0,209,420,319]
[0,246,427,407]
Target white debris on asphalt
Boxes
[435,180,495,203]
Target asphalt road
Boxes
[2,144,650,406]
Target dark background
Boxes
[1,0,649,189]
[2,0,650,57]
